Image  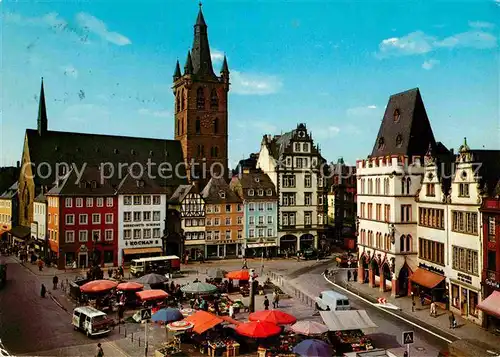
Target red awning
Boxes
[477,291,500,318]
[184,311,224,334]
[410,268,445,289]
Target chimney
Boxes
[16,161,20,168]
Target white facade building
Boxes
[117,189,167,265]
[257,123,325,253]
[32,194,47,251]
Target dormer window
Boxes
[248,189,254,196]
[266,189,272,196]
[137,180,145,188]
[91,181,97,189]
[303,143,309,152]
[254,177,260,183]
[394,109,400,122]
[131,149,136,155]
[219,190,225,199]
[258,189,264,196]
[396,134,403,148]
[377,137,385,150]
[294,143,301,152]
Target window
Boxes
[92,214,101,224]
[258,189,264,196]
[153,228,161,238]
[267,215,273,224]
[304,193,312,206]
[368,179,373,194]
[249,216,255,225]
[367,203,373,219]
[267,202,273,211]
[267,189,272,196]
[106,197,113,207]
[384,204,391,222]
[376,204,382,221]
[304,212,312,226]
[66,214,75,225]
[282,193,296,206]
[206,218,212,226]
[133,212,141,222]
[452,246,479,275]
[91,230,101,241]
[249,229,255,238]
[418,237,445,265]
[237,230,243,239]
[133,229,141,239]
[225,217,231,225]
[76,198,83,207]
[133,196,141,205]
[124,196,132,205]
[196,87,205,109]
[86,197,93,207]
[214,218,220,225]
[400,205,411,222]
[302,143,309,152]
[65,198,72,208]
[237,216,243,225]
[488,217,496,242]
[304,174,312,188]
[237,204,243,212]
[105,230,113,241]
[393,109,400,122]
[211,146,219,157]
[258,228,264,237]
[210,89,218,109]
[360,203,365,218]
[225,230,231,239]
[294,143,301,152]
[452,211,478,235]
[258,203,264,211]
[399,234,412,252]
[282,175,296,188]
[375,178,380,195]
[143,229,151,239]
[266,228,273,237]
[195,119,201,134]
[383,178,389,195]
[296,158,303,168]
[143,211,151,221]
[153,195,161,205]
[401,177,411,195]
[225,204,231,213]
[153,211,161,221]
[248,189,254,196]
[213,118,219,134]
[143,196,151,205]
[79,214,88,225]
[65,231,75,243]
[124,229,131,240]
[79,230,88,242]
[426,183,436,197]
[105,213,113,224]
[418,208,445,229]
[257,216,264,225]
[124,212,131,222]
[459,183,469,197]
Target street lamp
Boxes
[388,223,396,244]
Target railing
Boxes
[266,271,315,309]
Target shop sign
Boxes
[145,223,161,227]
[129,240,154,246]
[458,272,472,285]
[485,279,500,289]
[124,223,145,228]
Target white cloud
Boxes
[377,28,497,58]
[230,71,283,95]
[138,108,170,118]
[211,49,225,63]
[61,65,78,78]
[469,21,495,29]
[422,59,440,70]
[75,12,131,46]
[346,105,378,116]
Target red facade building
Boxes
[46,168,118,269]
[480,197,500,331]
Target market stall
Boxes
[181,282,218,295]
[249,310,296,325]
[135,289,169,313]
[290,321,328,336]
[293,339,332,357]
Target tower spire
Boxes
[191,3,215,78]
[184,51,194,75]
[221,55,229,75]
[37,77,48,136]
[173,60,182,81]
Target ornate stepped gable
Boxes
[371,88,436,158]
[423,141,455,196]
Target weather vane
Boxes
[199,1,202,8]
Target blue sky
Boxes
[1,0,499,168]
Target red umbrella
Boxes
[249,310,297,325]
[117,282,144,291]
[80,280,118,294]
[226,270,252,280]
[235,321,281,338]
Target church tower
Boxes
[173,3,230,184]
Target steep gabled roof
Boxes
[0,182,18,199]
[468,150,500,197]
[46,166,116,196]
[170,184,199,204]
[201,176,241,204]
[115,167,171,195]
[425,141,455,194]
[371,88,436,157]
[230,171,277,201]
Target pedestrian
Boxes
[412,299,416,312]
[37,259,43,271]
[272,290,279,308]
[263,296,270,310]
[228,302,234,318]
[430,301,437,317]
[347,270,351,282]
[53,274,59,290]
[420,292,425,307]
[96,343,104,357]
[40,284,46,298]
[297,252,300,261]
[108,268,113,278]
[449,312,456,329]
[274,291,280,308]
[353,269,358,282]
[118,304,125,323]
[242,258,248,269]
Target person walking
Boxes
[347,270,351,282]
[37,258,44,272]
[420,291,425,307]
[272,290,280,308]
[242,258,248,269]
[263,296,270,310]
[40,284,46,298]
[430,301,437,317]
[353,269,358,282]
[52,274,59,290]
[96,343,104,357]
[449,312,456,329]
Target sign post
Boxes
[141,308,152,356]
[402,331,414,357]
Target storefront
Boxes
[205,242,243,259]
[122,247,163,264]
[299,234,315,250]
[245,242,278,258]
[279,234,297,254]
[409,265,447,304]
[184,244,206,260]
[450,273,482,325]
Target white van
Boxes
[72,306,112,337]
[315,290,351,311]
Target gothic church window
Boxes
[195,119,201,134]
[177,119,180,136]
[176,94,180,113]
[214,118,219,134]
[211,146,219,158]
[181,89,185,111]
[196,87,205,109]
[210,89,218,109]
[394,109,400,122]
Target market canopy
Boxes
[117,282,144,291]
[135,273,168,285]
[226,270,251,280]
[180,282,218,294]
[184,311,224,334]
[235,321,281,338]
[80,279,118,294]
[207,268,227,279]
[152,308,183,323]
[136,289,168,301]
[409,268,445,289]
[290,321,329,336]
[320,310,377,331]
[293,339,332,357]
[249,310,297,325]
[477,291,500,318]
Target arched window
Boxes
[406,234,412,252]
[400,234,406,252]
[368,179,373,194]
[196,87,205,109]
[210,89,218,109]
[176,93,180,113]
[361,179,365,194]
[213,118,219,134]
[401,178,406,195]
[211,146,219,158]
[195,119,201,134]
[176,119,180,136]
[197,145,205,157]
[181,89,185,111]
[383,178,389,195]
[406,177,411,195]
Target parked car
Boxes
[315,290,351,311]
[72,306,113,337]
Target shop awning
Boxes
[8,226,31,239]
[410,268,445,289]
[320,310,378,331]
[184,311,224,334]
[123,247,163,255]
[477,291,500,318]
